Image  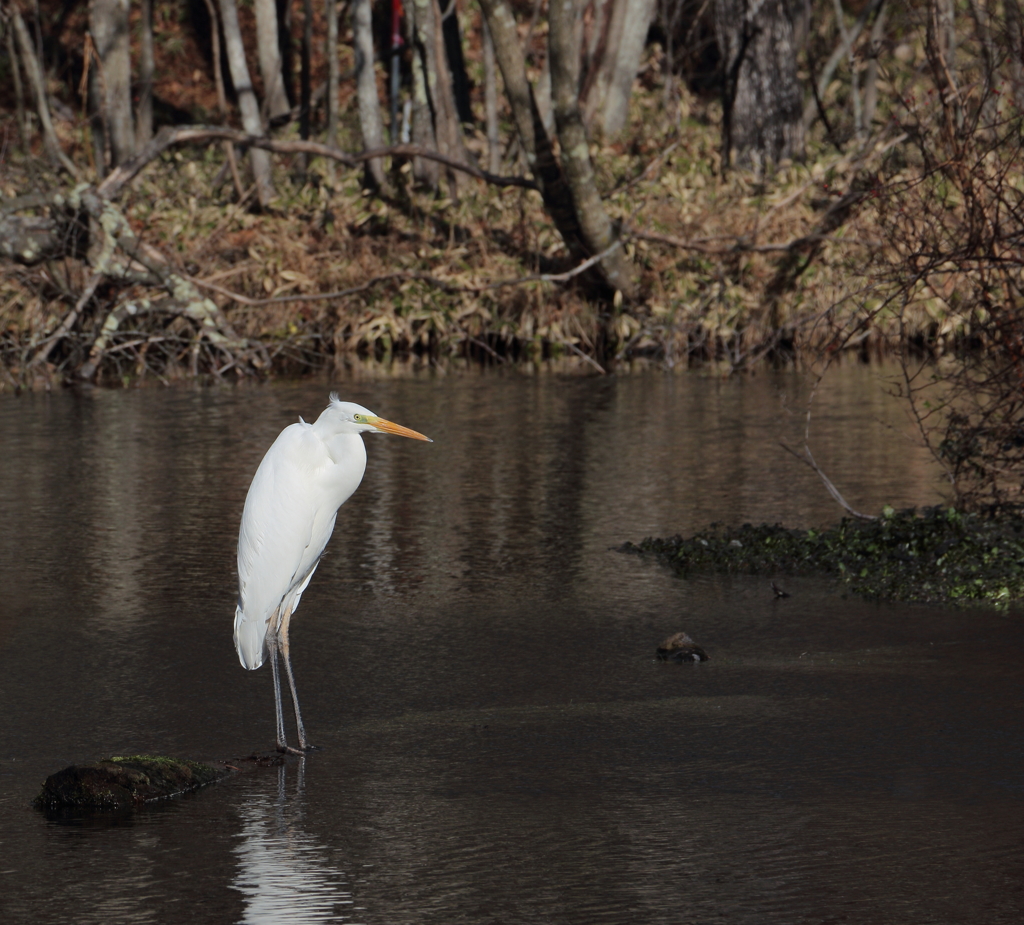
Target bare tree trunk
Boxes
[581,0,620,126]
[715,0,804,171]
[87,34,109,173]
[404,0,469,194]
[300,0,313,165]
[89,0,135,166]
[138,0,154,144]
[477,0,588,259]
[861,0,887,141]
[482,13,501,174]
[583,0,612,78]
[828,0,862,139]
[533,52,555,137]
[389,0,403,141]
[939,0,955,69]
[583,0,658,137]
[428,0,470,195]
[352,0,387,186]
[1009,0,1024,113]
[201,0,244,197]
[603,0,657,135]
[253,0,290,120]
[476,0,554,190]
[218,0,276,205]
[441,0,474,123]
[4,19,29,157]
[281,0,295,105]
[802,0,881,141]
[925,0,963,135]
[405,0,441,187]
[549,0,636,296]
[7,4,78,174]
[479,0,638,296]
[656,0,688,117]
[326,0,340,150]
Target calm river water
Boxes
[1,365,1022,924]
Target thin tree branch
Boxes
[614,140,682,193]
[187,241,626,307]
[27,272,103,367]
[627,227,881,255]
[566,342,607,374]
[803,0,885,128]
[779,441,877,520]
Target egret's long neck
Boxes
[320,430,367,467]
[311,430,368,517]
[310,412,369,488]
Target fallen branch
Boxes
[566,342,606,374]
[97,125,540,201]
[455,327,507,363]
[7,183,268,381]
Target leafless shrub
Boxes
[854,1,1024,512]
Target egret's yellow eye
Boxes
[353,414,366,423]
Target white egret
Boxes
[235,393,432,753]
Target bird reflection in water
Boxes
[231,762,359,924]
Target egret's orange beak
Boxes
[369,417,433,442]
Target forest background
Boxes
[0,0,1022,510]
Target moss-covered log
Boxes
[34,755,231,810]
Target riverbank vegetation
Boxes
[1,0,1020,384]
[627,506,1024,606]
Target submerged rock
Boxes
[656,632,709,663]
[34,755,231,810]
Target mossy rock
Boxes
[34,755,230,810]
[624,506,1024,606]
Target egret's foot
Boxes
[276,744,307,756]
[301,743,323,752]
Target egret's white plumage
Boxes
[235,393,431,753]
[234,413,367,670]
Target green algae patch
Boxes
[34,755,230,810]
[624,507,1024,606]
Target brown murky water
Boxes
[1,366,1022,924]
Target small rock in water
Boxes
[656,632,709,662]
[34,755,230,810]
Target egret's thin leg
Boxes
[268,629,288,751]
[268,626,292,758]
[279,607,310,751]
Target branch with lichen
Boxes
[12,183,264,381]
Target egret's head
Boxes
[322,393,432,441]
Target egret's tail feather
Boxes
[234,604,266,670]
